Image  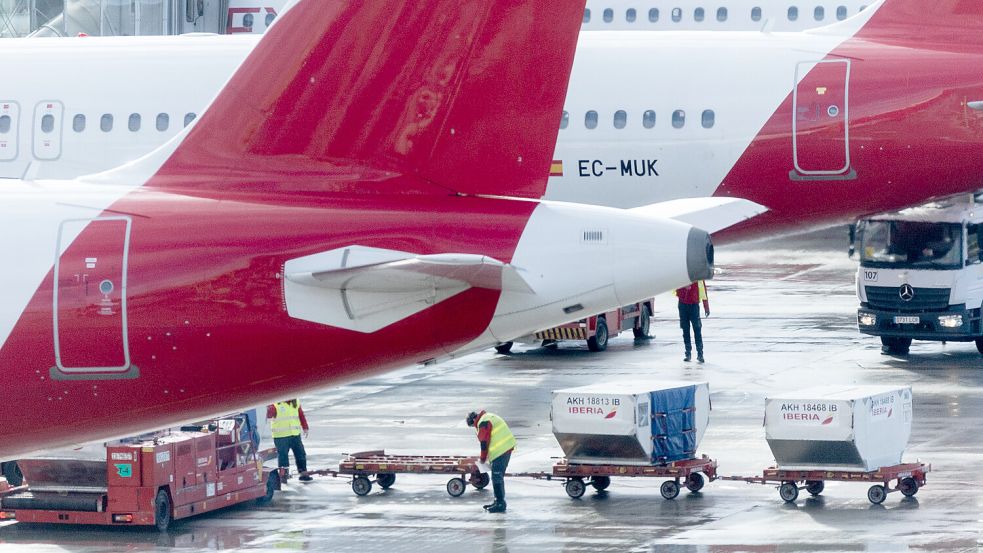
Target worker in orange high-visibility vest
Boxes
[467,410,515,513]
[674,280,710,363]
[267,399,311,481]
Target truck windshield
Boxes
[860,220,963,270]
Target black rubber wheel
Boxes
[470,472,490,490]
[377,473,396,489]
[587,317,609,352]
[633,304,652,338]
[685,472,705,493]
[257,469,279,504]
[352,475,372,496]
[660,480,680,500]
[805,480,824,496]
[976,338,983,355]
[899,477,919,497]
[494,342,513,354]
[867,484,887,504]
[154,489,173,532]
[2,462,23,487]
[881,336,912,355]
[446,477,467,497]
[565,478,586,499]
[591,476,611,491]
[779,481,799,503]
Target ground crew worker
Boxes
[674,280,710,363]
[266,399,312,481]
[467,410,515,513]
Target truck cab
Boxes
[855,198,983,355]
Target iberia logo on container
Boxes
[782,412,834,425]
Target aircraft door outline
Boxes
[32,100,64,161]
[791,59,854,179]
[53,216,134,378]
[0,102,19,162]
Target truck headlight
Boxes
[938,314,963,328]
[858,312,876,327]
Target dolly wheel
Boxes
[565,478,586,499]
[660,480,680,500]
[377,473,396,489]
[867,484,887,505]
[258,469,280,504]
[352,476,372,496]
[446,477,467,497]
[779,481,799,503]
[591,476,611,491]
[805,480,824,496]
[154,489,173,532]
[470,472,491,490]
[899,477,919,497]
[685,472,705,493]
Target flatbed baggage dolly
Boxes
[336,450,490,497]
[722,462,931,505]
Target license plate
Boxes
[894,316,919,324]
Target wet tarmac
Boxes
[2,228,982,552]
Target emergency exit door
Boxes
[33,101,63,161]
[54,217,132,374]
[792,59,851,177]
[0,102,19,162]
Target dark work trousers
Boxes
[490,450,512,505]
[274,434,308,473]
[678,302,703,355]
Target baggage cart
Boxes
[335,450,490,497]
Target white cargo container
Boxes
[551,380,710,465]
[765,385,913,471]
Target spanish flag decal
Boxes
[550,160,564,177]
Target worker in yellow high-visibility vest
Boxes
[266,399,311,481]
[467,410,515,513]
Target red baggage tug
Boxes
[0,416,277,531]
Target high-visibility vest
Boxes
[477,412,516,462]
[271,402,302,438]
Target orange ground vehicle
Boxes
[495,300,653,353]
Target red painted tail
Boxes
[149,0,584,199]
[857,0,983,48]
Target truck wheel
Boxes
[2,462,23,487]
[975,338,983,355]
[881,337,911,355]
[565,478,586,498]
[494,342,513,354]
[633,304,652,339]
[154,489,173,532]
[587,317,609,352]
[258,469,280,504]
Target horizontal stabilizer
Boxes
[630,198,767,234]
[283,246,530,333]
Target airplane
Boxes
[1,0,980,243]
[0,0,760,459]
[582,0,871,31]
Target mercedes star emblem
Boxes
[899,284,915,302]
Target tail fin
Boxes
[147,0,585,199]
[856,0,983,47]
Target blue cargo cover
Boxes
[650,385,697,463]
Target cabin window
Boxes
[583,8,590,23]
[672,7,682,22]
[265,12,275,26]
[642,110,656,129]
[836,5,847,19]
[701,109,715,129]
[694,7,705,21]
[788,6,798,20]
[603,8,613,22]
[128,113,141,132]
[717,7,727,21]
[184,113,197,127]
[72,114,85,132]
[751,6,762,20]
[672,110,685,129]
[648,7,659,21]
[41,114,54,133]
[242,13,254,28]
[560,110,569,130]
[626,8,637,22]
[0,115,10,134]
[100,114,113,132]
[814,6,824,20]
[613,110,627,129]
[585,110,598,130]
[156,113,170,132]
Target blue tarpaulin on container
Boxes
[650,385,696,463]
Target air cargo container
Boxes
[765,385,913,471]
[551,381,710,465]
